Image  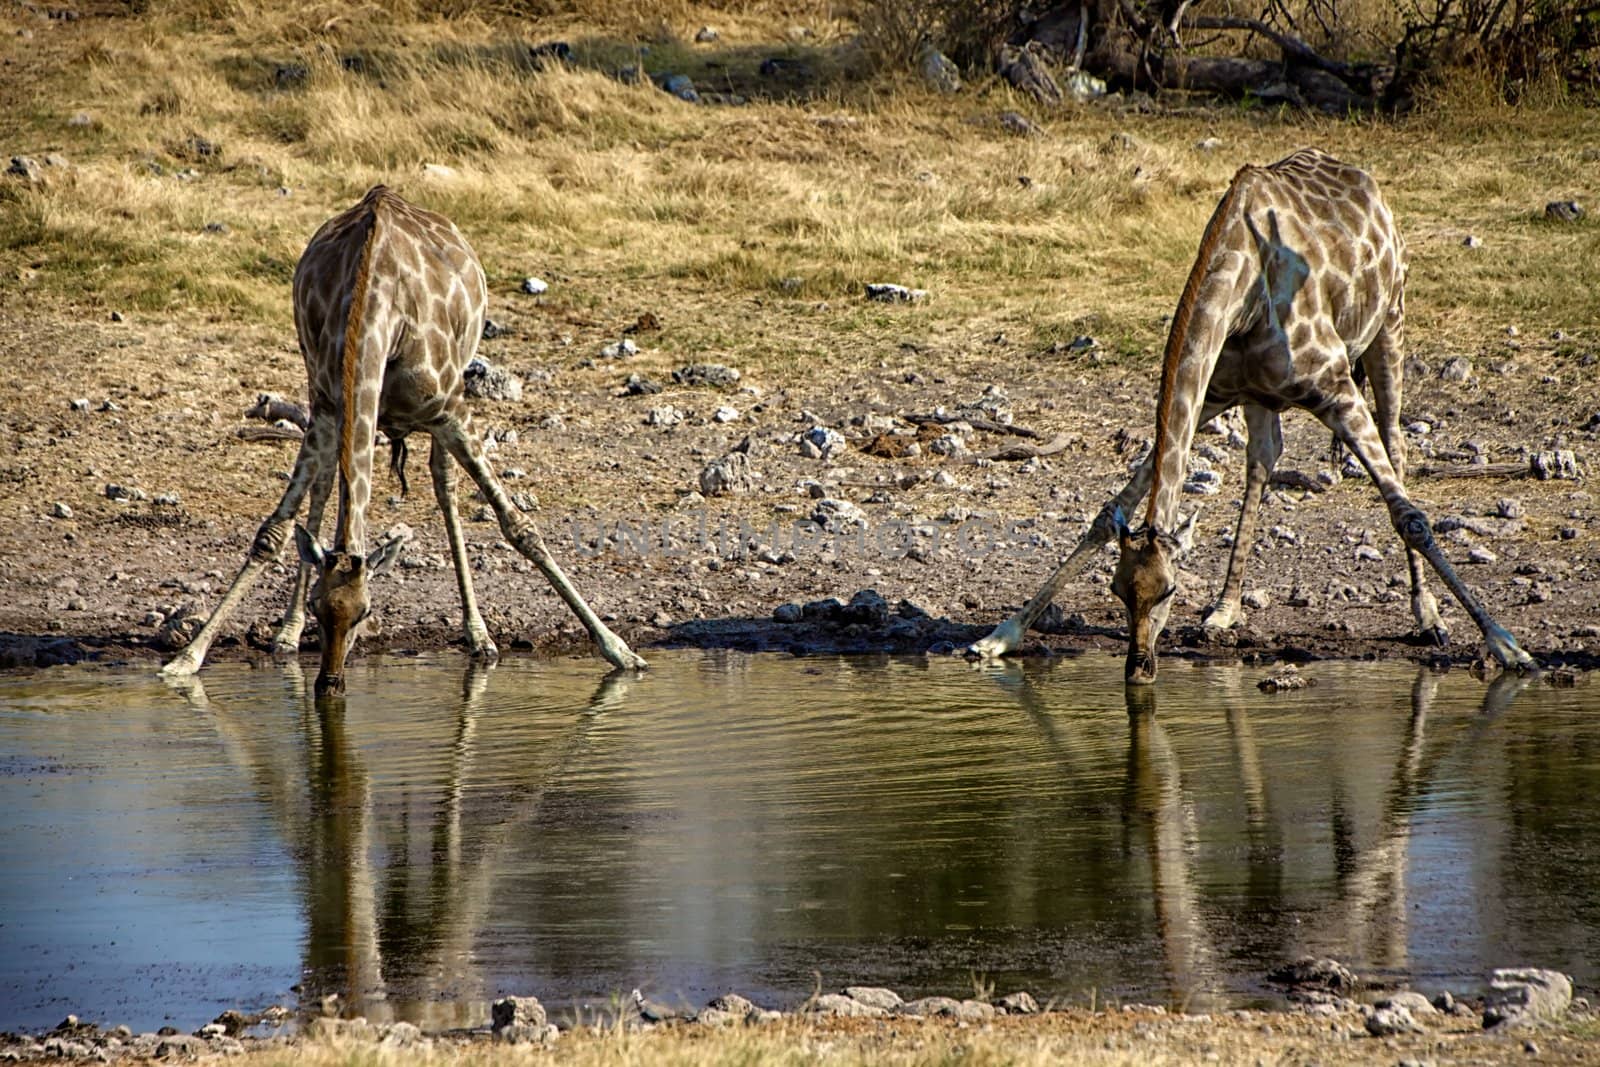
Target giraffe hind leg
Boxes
[429,434,497,662]
[270,456,335,657]
[1360,308,1448,646]
[433,416,646,672]
[1203,404,1280,632]
[1315,382,1532,670]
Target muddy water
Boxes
[1,651,1596,1031]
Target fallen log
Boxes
[982,434,1077,461]
[906,413,1042,439]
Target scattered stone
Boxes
[1241,589,1270,610]
[694,26,719,43]
[153,491,181,507]
[1378,992,1438,1017]
[1286,587,1313,608]
[1355,545,1383,562]
[1196,136,1224,151]
[998,110,1040,136]
[773,603,803,624]
[1483,968,1573,1029]
[623,373,662,396]
[699,452,756,497]
[800,426,847,461]
[69,397,90,412]
[1462,234,1483,248]
[420,162,459,181]
[7,156,43,183]
[997,991,1040,1015]
[802,597,845,620]
[808,993,887,1018]
[600,338,639,359]
[105,484,148,502]
[1545,200,1584,223]
[1439,356,1473,382]
[659,73,700,103]
[155,1034,207,1057]
[1183,469,1221,495]
[1468,546,1498,564]
[463,357,523,402]
[919,45,962,93]
[842,588,890,625]
[900,996,964,1017]
[812,497,866,532]
[865,283,929,303]
[519,276,548,295]
[673,364,741,389]
[1268,957,1359,993]
[380,1022,423,1048]
[844,987,903,1012]
[51,501,73,519]
[1529,450,1580,480]
[491,995,547,1031]
[1258,665,1314,692]
[646,406,684,427]
[481,318,506,339]
[1497,497,1525,519]
[712,405,740,423]
[1366,1004,1423,1036]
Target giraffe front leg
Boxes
[429,435,498,663]
[1203,405,1281,632]
[435,419,646,672]
[270,457,334,658]
[1317,388,1534,672]
[970,441,1161,659]
[162,420,330,676]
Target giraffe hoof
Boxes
[470,641,500,664]
[1419,625,1450,648]
[269,641,301,660]
[966,619,1024,660]
[159,654,201,677]
[605,648,648,672]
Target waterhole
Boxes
[1,651,1595,1031]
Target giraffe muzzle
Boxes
[1124,649,1158,686]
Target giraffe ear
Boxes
[1171,508,1201,556]
[294,525,326,569]
[364,535,407,576]
[1113,506,1133,547]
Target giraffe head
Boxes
[295,526,406,697]
[1110,507,1199,686]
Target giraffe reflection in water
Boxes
[166,664,635,1028]
[1008,662,1533,1008]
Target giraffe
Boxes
[968,148,1535,684]
[161,185,646,694]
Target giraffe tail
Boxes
[389,434,410,497]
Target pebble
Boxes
[919,45,962,93]
[1365,1005,1422,1036]
[694,25,719,42]
[1545,200,1584,222]
[699,452,756,497]
[673,364,741,389]
[481,318,506,339]
[800,426,847,461]
[105,484,147,502]
[864,283,929,303]
[1462,234,1483,247]
[1468,546,1497,564]
[51,502,73,519]
[1439,356,1472,381]
[1530,450,1580,480]
[519,276,547,295]
[600,338,639,359]
[69,397,90,412]
[646,406,684,427]
[712,405,739,423]
[1242,589,1270,610]
[464,363,524,404]
[7,156,43,183]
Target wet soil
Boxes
[0,295,1595,676]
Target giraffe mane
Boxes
[1144,165,1253,529]
[339,189,385,497]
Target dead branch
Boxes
[981,434,1077,461]
[236,425,303,443]
[906,413,1042,438]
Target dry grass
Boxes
[1,0,1597,386]
[201,1011,1600,1067]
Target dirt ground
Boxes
[0,284,1595,677]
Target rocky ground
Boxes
[1,962,1594,1065]
[0,292,1595,678]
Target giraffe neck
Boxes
[1144,168,1255,532]
[332,193,387,555]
